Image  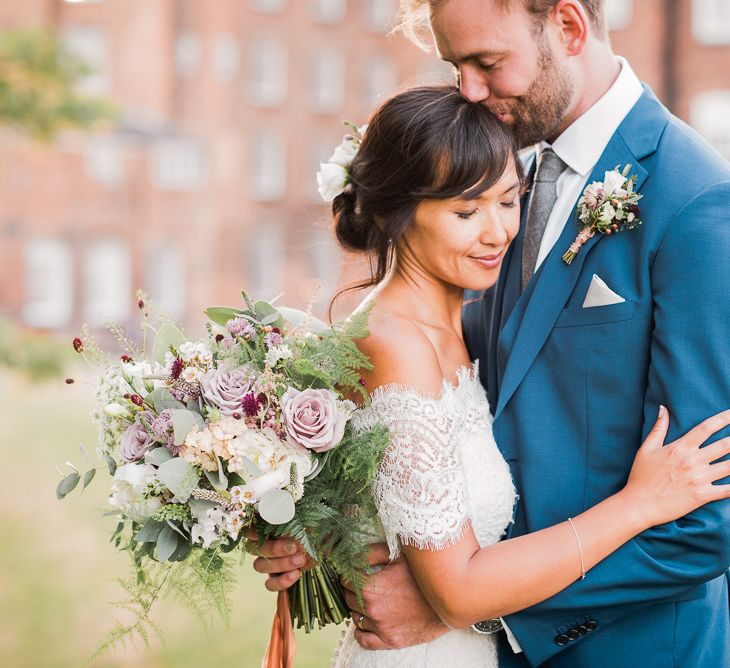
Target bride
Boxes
[253,86,730,667]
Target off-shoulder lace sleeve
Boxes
[356,371,477,560]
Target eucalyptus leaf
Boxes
[166,519,189,540]
[152,323,187,365]
[258,489,296,525]
[254,301,284,329]
[134,519,165,543]
[157,457,200,500]
[56,472,80,500]
[81,468,96,490]
[171,409,205,445]
[304,451,330,482]
[103,452,117,476]
[145,387,184,413]
[145,447,174,467]
[204,463,228,491]
[156,524,179,562]
[278,306,330,335]
[205,306,243,327]
[169,539,192,562]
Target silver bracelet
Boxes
[568,517,586,580]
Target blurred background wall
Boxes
[0,0,728,336]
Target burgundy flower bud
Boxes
[72,337,84,353]
[358,377,367,386]
[65,378,75,385]
[232,412,242,420]
[215,334,224,343]
[170,357,184,380]
[137,299,145,310]
[242,392,261,417]
[130,394,144,406]
[120,354,133,363]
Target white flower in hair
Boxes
[316,123,367,203]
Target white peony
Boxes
[602,169,626,196]
[317,162,348,202]
[329,138,358,168]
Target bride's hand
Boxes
[623,407,730,528]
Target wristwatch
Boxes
[471,618,504,635]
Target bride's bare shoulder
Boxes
[356,309,444,395]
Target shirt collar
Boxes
[539,56,644,177]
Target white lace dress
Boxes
[332,364,516,667]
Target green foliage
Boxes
[0,28,116,141]
[0,317,73,381]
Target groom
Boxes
[254,1,730,666]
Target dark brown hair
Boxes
[330,85,520,311]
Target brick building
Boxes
[0,0,728,333]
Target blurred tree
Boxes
[0,28,115,141]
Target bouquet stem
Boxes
[288,561,349,633]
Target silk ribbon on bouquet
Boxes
[262,591,296,668]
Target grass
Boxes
[0,369,341,667]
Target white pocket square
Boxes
[582,274,626,308]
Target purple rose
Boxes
[281,387,349,453]
[119,411,155,462]
[202,366,256,416]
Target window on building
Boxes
[85,136,125,189]
[308,228,340,294]
[364,56,397,107]
[311,48,345,113]
[248,0,287,13]
[212,34,240,83]
[175,31,202,79]
[62,25,109,95]
[692,0,730,45]
[691,90,730,160]
[363,0,396,33]
[22,238,74,329]
[149,139,205,191]
[246,221,286,300]
[83,239,131,326]
[312,0,347,24]
[249,132,286,201]
[247,38,287,107]
[606,0,633,32]
[311,137,336,201]
[145,245,186,321]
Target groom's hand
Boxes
[342,543,449,650]
[246,531,315,591]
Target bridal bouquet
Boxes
[59,292,388,659]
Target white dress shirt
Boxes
[533,57,644,271]
[501,57,644,655]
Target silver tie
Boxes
[521,148,566,291]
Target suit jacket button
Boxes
[585,620,598,631]
[577,625,588,636]
[555,634,570,646]
[567,629,580,640]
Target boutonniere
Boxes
[562,164,643,265]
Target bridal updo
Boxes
[331,85,520,300]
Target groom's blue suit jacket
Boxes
[463,86,730,668]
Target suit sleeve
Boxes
[501,182,730,666]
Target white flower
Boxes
[599,203,617,223]
[317,162,348,202]
[329,138,358,168]
[602,169,626,196]
[190,506,226,549]
[104,402,129,418]
[265,344,293,367]
[182,366,203,383]
[109,463,161,521]
[178,341,213,367]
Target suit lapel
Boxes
[494,120,651,419]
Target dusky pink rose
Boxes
[202,366,256,416]
[281,387,349,453]
[119,411,155,462]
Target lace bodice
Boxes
[333,364,516,667]
[352,363,516,559]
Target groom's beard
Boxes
[496,39,574,149]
